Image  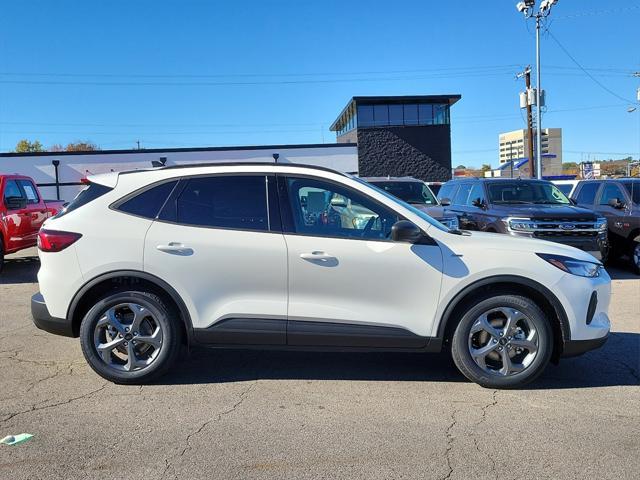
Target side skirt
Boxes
[192,318,442,353]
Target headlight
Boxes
[441,216,459,230]
[507,218,537,231]
[536,253,602,278]
[595,217,607,232]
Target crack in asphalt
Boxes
[440,408,458,480]
[160,380,257,480]
[0,383,108,424]
[474,390,499,479]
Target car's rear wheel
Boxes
[79,290,181,384]
[451,294,552,388]
[0,241,4,273]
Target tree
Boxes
[481,164,492,172]
[15,139,44,153]
[60,141,100,152]
[455,164,467,170]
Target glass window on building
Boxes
[434,104,449,124]
[373,104,389,126]
[418,104,433,125]
[357,105,374,127]
[404,104,419,125]
[388,104,403,125]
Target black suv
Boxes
[572,178,640,274]
[438,178,608,259]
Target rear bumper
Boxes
[31,292,74,337]
[561,334,608,357]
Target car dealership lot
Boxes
[1,249,638,480]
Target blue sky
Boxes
[0,0,638,167]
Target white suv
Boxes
[31,163,611,388]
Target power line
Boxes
[553,5,640,21]
[546,28,636,104]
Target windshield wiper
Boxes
[492,200,530,204]
[532,200,565,204]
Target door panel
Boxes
[279,175,443,342]
[285,234,443,340]
[2,179,29,251]
[143,174,287,332]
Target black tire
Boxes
[630,241,640,275]
[0,241,4,274]
[451,294,553,389]
[79,290,182,384]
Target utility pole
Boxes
[136,140,141,150]
[518,66,536,178]
[516,0,559,179]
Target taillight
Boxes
[38,230,82,252]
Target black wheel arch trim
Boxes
[436,275,571,343]
[67,269,194,341]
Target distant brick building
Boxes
[330,95,461,181]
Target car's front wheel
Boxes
[451,294,552,388]
[631,241,640,275]
[79,290,182,384]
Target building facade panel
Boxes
[356,125,452,181]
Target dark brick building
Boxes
[329,95,461,181]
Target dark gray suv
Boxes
[572,178,640,274]
[437,178,608,260]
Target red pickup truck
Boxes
[1,174,65,272]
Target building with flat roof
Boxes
[498,128,562,176]
[330,95,461,181]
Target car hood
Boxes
[409,204,448,219]
[450,230,601,263]
[489,203,598,219]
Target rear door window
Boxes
[18,180,40,204]
[117,181,178,219]
[175,175,269,231]
[466,183,485,206]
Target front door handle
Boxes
[300,251,336,262]
[156,242,194,256]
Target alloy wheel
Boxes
[93,303,163,372]
[468,307,539,377]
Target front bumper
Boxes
[509,231,607,260]
[31,292,75,337]
[562,334,608,357]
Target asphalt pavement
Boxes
[1,248,638,479]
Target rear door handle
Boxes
[156,242,194,256]
[300,251,336,261]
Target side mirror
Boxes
[608,198,625,209]
[391,220,424,243]
[440,197,451,207]
[471,198,485,209]
[5,196,26,210]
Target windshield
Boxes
[622,181,640,204]
[486,181,570,205]
[369,181,438,205]
[350,175,450,232]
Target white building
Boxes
[498,128,563,177]
[0,143,358,202]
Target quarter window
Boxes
[283,177,399,240]
[176,175,269,231]
[118,181,178,219]
[575,182,600,205]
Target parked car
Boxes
[437,177,608,260]
[31,163,610,388]
[425,181,443,196]
[362,176,459,230]
[0,174,65,271]
[572,178,640,274]
[551,179,579,197]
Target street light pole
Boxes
[516,0,558,179]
